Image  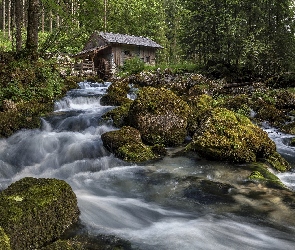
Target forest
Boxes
[0,0,295,80]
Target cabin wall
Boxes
[111,45,156,68]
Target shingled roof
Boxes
[99,32,163,48]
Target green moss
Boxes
[219,94,251,117]
[41,239,83,250]
[265,152,291,172]
[118,143,155,162]
[188,107,276,163]
[281,122,295,135]
[102,101,132,127]
[187,94,214,135]
[0,177,80,250]
[128,87,190,146]
[101,126,157,163]
[0,227,11,250]
[100,80,130,106]
[247,162,286,189]
[249,171,265,180]
[0,100,55,138]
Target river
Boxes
[0,82,295,249]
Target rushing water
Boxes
[1,82,295,249]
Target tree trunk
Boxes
[3,0,6,36]
[49,11,53,32]
[15,0,23,52]
[26,0,39,58]
[10,0,15,47]
[8,0,11,40]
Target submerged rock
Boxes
[0,177,80,250]
[128,87,190,146]
[101,126,162,162]
[187,107,276,163]
[183,179,235,204]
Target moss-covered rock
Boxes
[265,151,291,172]
[186,94,214,136]
[187,107,276,163]
[0,101,53,138]
[101,126,158,162]
[100,80,130,106]
[290,137,295,146]
[128,87,190,146]
[0,227,11,250]
[247,162,287,188]
[102,101,132,127]
[255,103,288,126]
[0,177,80,250]
[41,239,83,250]
[219,94,251,117]
[41,233,134,250]
[281,122,295,135]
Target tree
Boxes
[26,0,39,57]
[15,0,23,51]
[180,0,295,79]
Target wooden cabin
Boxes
[72,31,163,78]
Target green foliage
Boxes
[0,54,66,137]
[0,33,12,52]
[120,57,145,75]
[180,0,295,79]
[0,57,64,104]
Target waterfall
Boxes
[0,81,295,249]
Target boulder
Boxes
[186,94,214,136]
[0,177,80,250]
[100,80,131,106]
[101,126,162,162]
[102,102,132,128]
[188,107,277,163]
[128,87,190,146]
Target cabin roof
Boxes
[99,32,163,48]
[73,31,163,58]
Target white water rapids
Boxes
[0,82,295,249]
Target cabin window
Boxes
[146,56,151,63]
[124,50,131,56]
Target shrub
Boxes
[121,57,145,75]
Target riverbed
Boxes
[0,82,295,249]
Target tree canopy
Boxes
[1,0,295,79]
